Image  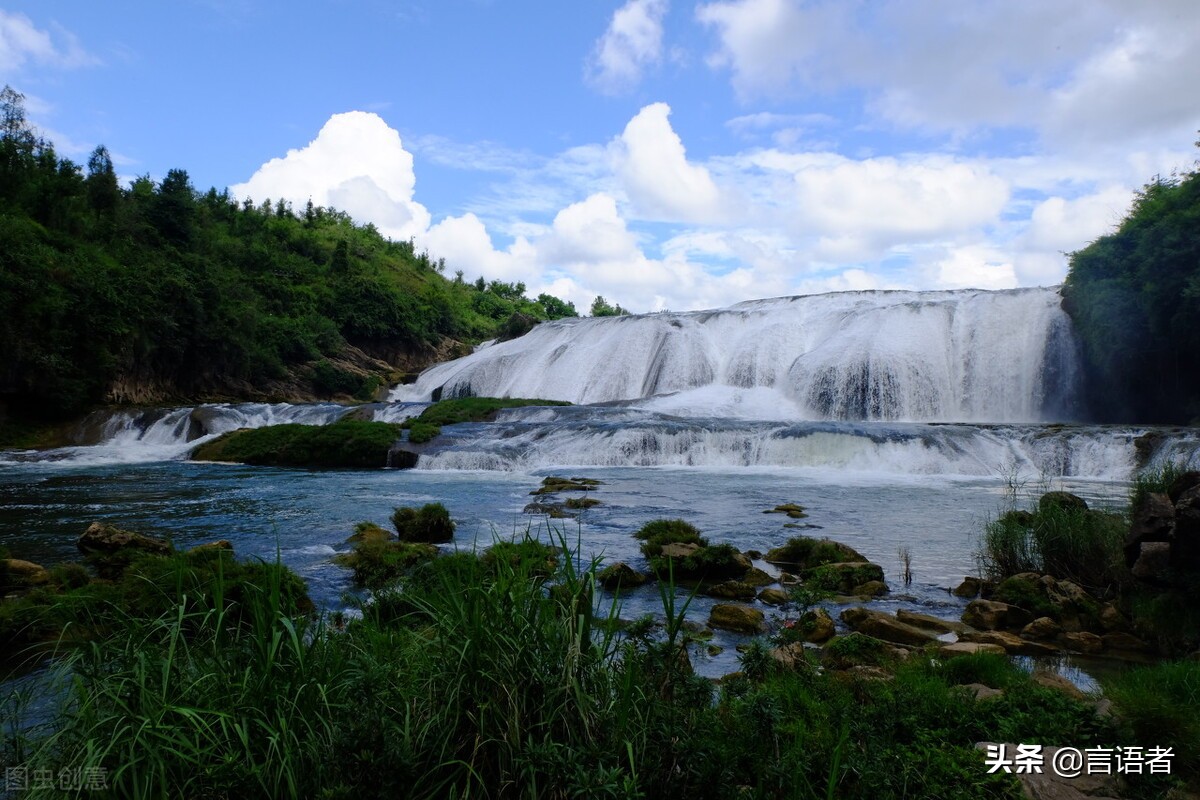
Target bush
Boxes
[633,519,703,558]
[392,502,455,543]
[1104,660,1200,791]
[765,536,865,568]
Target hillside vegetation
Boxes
[1063,154,1200,422]
[0,86,576,422]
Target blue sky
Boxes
[2,1,1197,312]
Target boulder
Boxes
[708,603,766,634]
[1125,491,1175,566]
[1032,670,1087,701]
[742,566,775,587]
[961,683,1003,702]
[1020,616,1062,640]
[764,537,865,569]
[347,523,391,545]
[1131,541,1172,584]
[952,577,981,598]
[597,562,648,591]
[1172,484,1200,573]
[800,608,836,643]
[769,642,812,671]
[852,579,889,597]
[961,599,1029,631]
[1167,470,1200,503]
[896,609,968,635]
[660,542,700,559]
[1058,631,1103,654]
[1098,603,1127,632]
[840,607,937,647]
[960,630,1058,656]
[1,559,50,588]
[705,581,757,601]
[1038,491,1088,513]
[939,641,1005,658]
[757,587,791,605]
[77,522,170,556]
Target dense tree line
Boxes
[0,87,577,418]
[1062,154,1200,423]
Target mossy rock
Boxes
[347,521,392,545]
[821,632,893,670]
[765,536,866,570]
[704,580,756,600]
[992,574,1056,619]
[597,562,648,591]
[191,419,403,468]
[483,539,558,576]
[634,519,704,558]
[802,561,885,594]
[564,496,601,510]
[708,603,766,634]
[649,543,750,582]
[530,476,604,496]
[336,541,438,589]
[392,503,455,544]
[764,503,808,519]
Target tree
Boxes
[85,145,119,220]
[536,293,578,319]
[590,295,628,317]
[152,168,197,246]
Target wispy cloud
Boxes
[585,0,669,94]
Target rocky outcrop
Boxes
[962,599,1030,631]
[840,607,937,647]
[708,603,766,634]
[77,522,170,556]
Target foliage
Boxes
[1062,160,1200,422]
[399,397,571,443]
[1130,460,1190,510]
[190,419,402,468]
[633,519,704,558]
[336,539,438,590]
[391,502,455,543]
[977,499,1127,591]
[4,535,1150,799]
[766,536,865,568]
[1104,659,1200,792]
[589,295,629,317]
[0,86,576,420]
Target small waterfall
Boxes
[393,287,1083,423]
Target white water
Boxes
[410,406,1200,480]
[392,287,1081,423]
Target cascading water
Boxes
[392,287,1083,423]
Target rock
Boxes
[803,561,886,594]
[705,581,757,601]
[386,446,420,469]
[840,607,937,647]
[769,642,812,671]
[962,599,1030,631]
[660,542,700,559]
[843,665,893,681]
[757,587,791,605]
[186,540,234,555]
[764,537,866,569]
[1172,485,1200,573]
[1167,470,1200,504]
[977,743,1126,800]
[939,641,1006,658]
[346,523,391,545]
[708,603,766,634]
[1038,491,1089,513]
[953,577,981,598]
[800,608,836,643]
[1098,603,1127,632]
[961,683,1004,702]
[1043,577,1092,610]
[742,567,775,587]
[852,579,889,597]
[77,522,170,556]
[1021,616,1063,640]
[1131,541,1172,584]
[896,609,968,634]
[961,630,1059,656]
[1125,491,1175,566]
[1058,631,1104,654]
[1101,632,1153,654]
[1031,670,1086,701]
[1,559,50,588]
[597,562,648,591]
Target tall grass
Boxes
[978,503,1126,590]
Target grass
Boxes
[978,501,1126,592]
[391,502,456,543]
[401,397,572,443]
[765,536,866,569]
[1102,659,1200,792]
[6,531,1179,799]
[1130,461,1191,509]
[190,419,404,468]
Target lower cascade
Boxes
[392,286,1084,423]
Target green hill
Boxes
[0,85,576,423]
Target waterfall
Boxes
[393,287,1082,423]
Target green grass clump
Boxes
[978,496,1126,591]
[191,419,403,468]
[335,540,438,590]
[1104,660,1200,792]
[1131,461,1192,509]
[633,519,704,557]
[992,575,1057,619]
[391,503,455,543]
[765,536,866,568]
[400,397,572,443]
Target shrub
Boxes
[633,519,703,558]
[391,503,455,543]
[765,536,865,568]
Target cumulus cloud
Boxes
[614,103,723,222]
[585,0,669,94]
[231,111,430,240]
[0,10,95,72]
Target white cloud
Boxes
[585,0,669,94]
[0,11,95,72]
[925,245,1018,291]
[231,111,430,241]
[614,102,723,222]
